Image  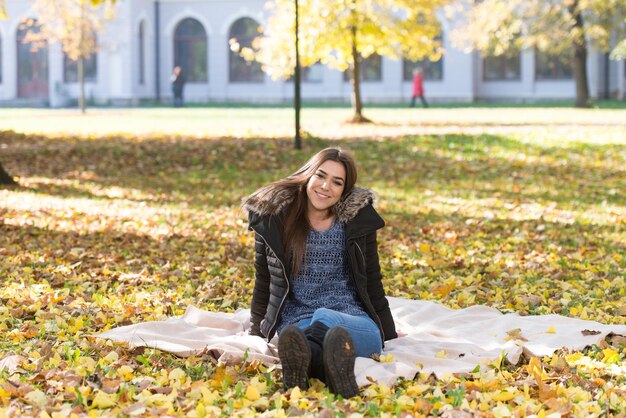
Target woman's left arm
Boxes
[365,231,398,341]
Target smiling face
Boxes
[305,160,346,216]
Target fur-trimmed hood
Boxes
[243,185,377,224]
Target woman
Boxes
[243,148,397,398]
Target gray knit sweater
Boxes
[277,219,368,333]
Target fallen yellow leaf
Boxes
[245,385,260,401]
[92,391,116,409]
[493,391,516,401]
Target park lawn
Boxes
[1,106,626,140]
[0,107,625,416]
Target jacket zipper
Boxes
[254,230,290,340]
[352,239,386,342]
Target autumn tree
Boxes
[27,0,116,113]
[450,0,626,108]
[247,0,450,122]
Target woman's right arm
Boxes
[250,232,271,337]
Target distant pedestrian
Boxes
[410,68,428,108]
[171,66,186,107]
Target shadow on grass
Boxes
[2,201,623,315]
[1,132,625,210]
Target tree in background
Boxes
[245,0,450,122]
[25,0,116,113]
[0,163,16,187]
[450,0,626,108]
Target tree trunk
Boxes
[569,1,591,108]
[349,26,371,123]
[79,56,86,114]
[294,0,302,149]
[0,161,17,186]
[79,1,87,114]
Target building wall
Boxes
[0,0,624,106]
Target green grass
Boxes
[1,107,625,141]
[110,99,626,109]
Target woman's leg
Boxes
[287,310,382,397]
[309,308,382,357]
[278,325,311,390]
[301,309,378,398]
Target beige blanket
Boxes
[96,297,626,387]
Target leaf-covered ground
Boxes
[0,108,625,417]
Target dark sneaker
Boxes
[278,325,311,390]
[323,327,359,398]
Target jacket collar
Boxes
[245,186,384,241]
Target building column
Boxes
[48,43,65,107]
[4,24,17,100]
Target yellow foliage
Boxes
[256,0,450,80]
[492,390,516,401]
[91,391,116,409]
[168,367,186,381]
[245,385,260,401]
[117,365,134,381]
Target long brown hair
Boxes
[246,148,358,277]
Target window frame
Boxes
[403,57,444,81]
[174,17,208,83]
[482,53,521,81]
[63,52,98,83]
[534,49,573,80]
[343,53,382,83]
[228,17,264,83]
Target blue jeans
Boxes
[294,308,382,358]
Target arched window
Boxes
[228,17,263,83]
[139,20,146,85]
[174,18,208,82]
[17,19,49,98]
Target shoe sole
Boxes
[323,327,359,398]
[278,325,311,390]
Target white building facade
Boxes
[1,0,625,107]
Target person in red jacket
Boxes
[410,67,428,108]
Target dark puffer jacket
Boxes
[244,186,397,344]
